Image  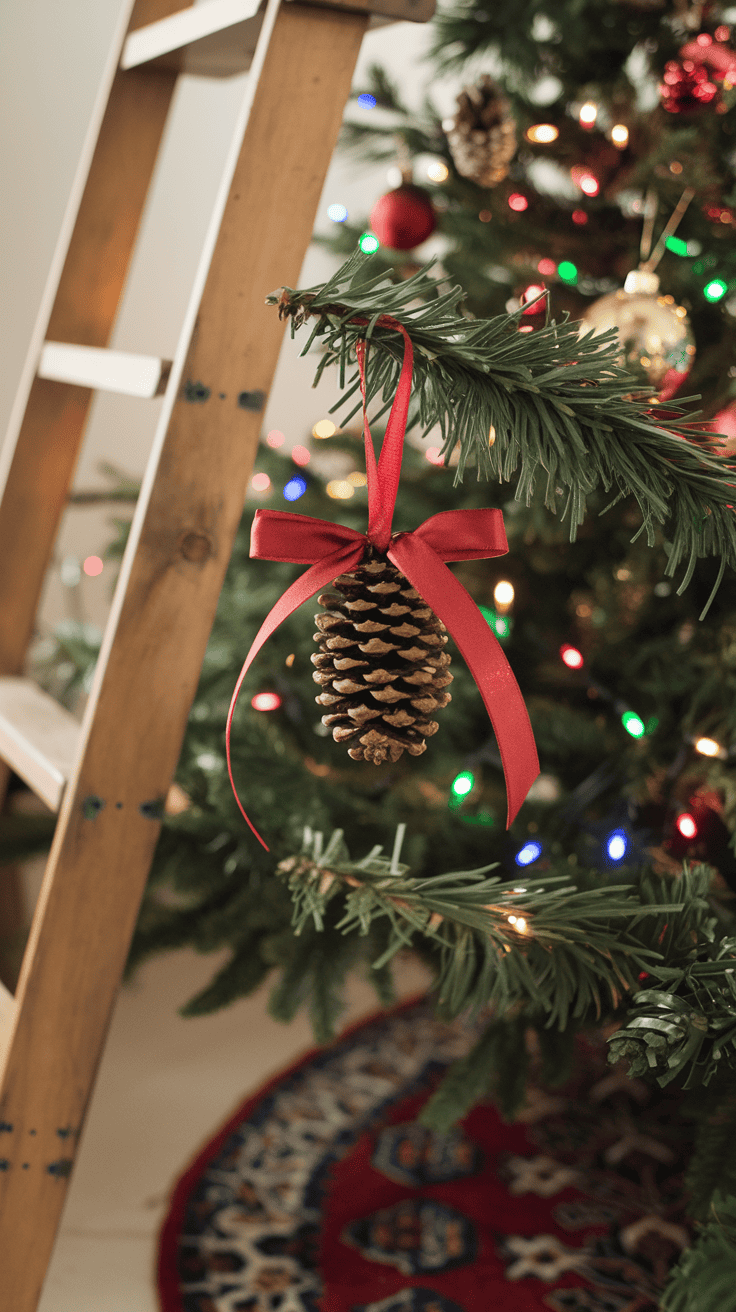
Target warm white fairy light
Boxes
[526,123,558,144]
[494,580,515,610]
[427,161,449,182]
[579,101,598,127]
[313,419,337,439]
[507,914,528,933]
[611,124,629,147]
[695,736,721,757]
[326,479,354,499]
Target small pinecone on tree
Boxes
[446,75,517,187]
[312,558,453,764]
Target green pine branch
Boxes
[661,1192,736,1312]
[269,252,735,605]
[277,827,714,1030]
[685,1091,736,1223]
[607,937,736,1089]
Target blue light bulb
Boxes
[283,476,307,502]
[606,830,627,862]
[515,840,542,867]
[357,93,377,108]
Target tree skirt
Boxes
[158,999,692,1312]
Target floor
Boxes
[37,945,429,1311]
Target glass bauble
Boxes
[578,271,695,399]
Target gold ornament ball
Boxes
[578,271,695,395]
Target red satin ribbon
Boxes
[227,316,539,849]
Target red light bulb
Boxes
[560,644,584,670]
[676,813,697,839]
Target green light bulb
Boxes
[557,261,578,284]
[451,770,475,798]
[359,232,380,254]
[665,236,688,257]
[622,711,645,738]
[704,278,728,303]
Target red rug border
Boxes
[156,993,429,1312]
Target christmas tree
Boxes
[9,2,736,1302]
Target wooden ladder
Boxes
[0,0,431,1305]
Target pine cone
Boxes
[312,558,452,765]
[446,76,517,187]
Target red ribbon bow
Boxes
[227,316,539,849]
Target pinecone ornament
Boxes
[446,76,517,187]
[312,558,453,764]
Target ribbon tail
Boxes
[227,541,365,849]
[389,536,539,827]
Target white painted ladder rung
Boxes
[121,0,264,77]
[0,678,80,813]
[38,343,172,399]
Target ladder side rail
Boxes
[0,0,187,679]
[0,5,368,1308]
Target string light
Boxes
[676,813,698,839]
[560,644,584,669]
[621,711,646,738]
[515,840,542,866]
[347,470,367,486]
[606,829,628,862]
[493,580,515,609]
[251,473,271,492]
[283,476,307,501]
[611,124,629,148]
[479,209,492,223]
[327,203,348,223]
[579,101,598,127]
[291,445,310,466]
[326,479,354,499]
[451,770,475,798]
[479,605,510,639]
[83,555,103,577]
[357,93,376,108]
[507,914,528,932]
[508,194,528,212]
[425,446,445,465]
[285,653,295,667]
[251,692,282,711]
[538,258,556,276]
[571,167,599,196]
[427,161,449,182]
[526,123,558,144]
[267,429,285,447]
[359,232,380,253]
[571,210,588,226]
[666,235,688,256]
[522,284,546,314]
[558,261,578,284]
[704,278,728,302]
[312,419,336,439]
[695,736,721,757]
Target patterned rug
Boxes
[157,998,693,1312]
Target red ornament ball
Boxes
[369,185,436,251]
[660,58,719,112]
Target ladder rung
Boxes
[0,979,17,1069]
[121,0,264,77]
[38,343,172,399]
[0,679,80,813]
